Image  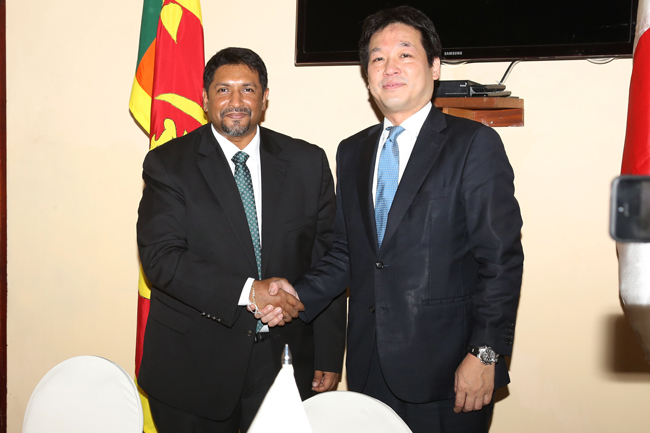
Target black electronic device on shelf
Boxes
[433,80,512,98]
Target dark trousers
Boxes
[149,336,275,433]
[361,342,494,433]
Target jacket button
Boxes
[375,262,384,269]
[246,330,254,337]
[369,306,375,313]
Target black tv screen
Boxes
[296,0,638,65]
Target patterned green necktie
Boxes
[232,151,263,332]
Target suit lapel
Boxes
[357,125,383,254]
[259,129,289,278]
[380,109,448,253]
[195,126,259,276]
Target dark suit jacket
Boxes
[136,124,347,420]
[296,107,523,404]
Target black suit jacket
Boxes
[136,124,347,420]
[296,107,523,403]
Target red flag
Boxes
[148,0,207,150]
[618,0,650,363]
[622,1,650,175]
[129,1,206,431]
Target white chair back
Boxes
[22,355,143,433]
[303,391,412,433]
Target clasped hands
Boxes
[248,278,299,327]
[248,278,341,392]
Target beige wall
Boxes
[6,0,649,431]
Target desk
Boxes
[433,97,524,127]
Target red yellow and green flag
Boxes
[129,0,207,431]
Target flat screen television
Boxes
[295,0,638,65]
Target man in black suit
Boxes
[267,6,523,433]
[136,47,346,433]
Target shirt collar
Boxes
[382,102,432,140]
[211,124,261,164]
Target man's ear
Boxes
[262,88,270,111]
[202,89,209,112]
[431,57,441,81]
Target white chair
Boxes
[22,355,143,433]
[303,391,412,433]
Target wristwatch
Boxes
[468,345,499,365]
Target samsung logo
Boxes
[444,51,463,56]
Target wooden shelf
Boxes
[433,97,524,127]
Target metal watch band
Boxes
[467,345,499,365]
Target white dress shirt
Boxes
[372,102,432,205]
[210,125,267,329]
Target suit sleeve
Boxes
[461,126,523,358]
[297,145,352,323]
[308,149,347,374]
[137,150,247,327]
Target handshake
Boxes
[247,278,301,327]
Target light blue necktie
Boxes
[232,151,263,332]
[375,126,405,248]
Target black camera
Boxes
[610,176,650,242]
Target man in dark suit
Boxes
[136,47,347,433]
[267,6,523,433]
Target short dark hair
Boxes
[203,47,268,92]
[358,6,442,74]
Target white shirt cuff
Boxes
[238,278,255,305]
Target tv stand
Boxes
[433,97,524,127]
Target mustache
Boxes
[221,107,252,117]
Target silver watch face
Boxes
[478,346,498,365]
